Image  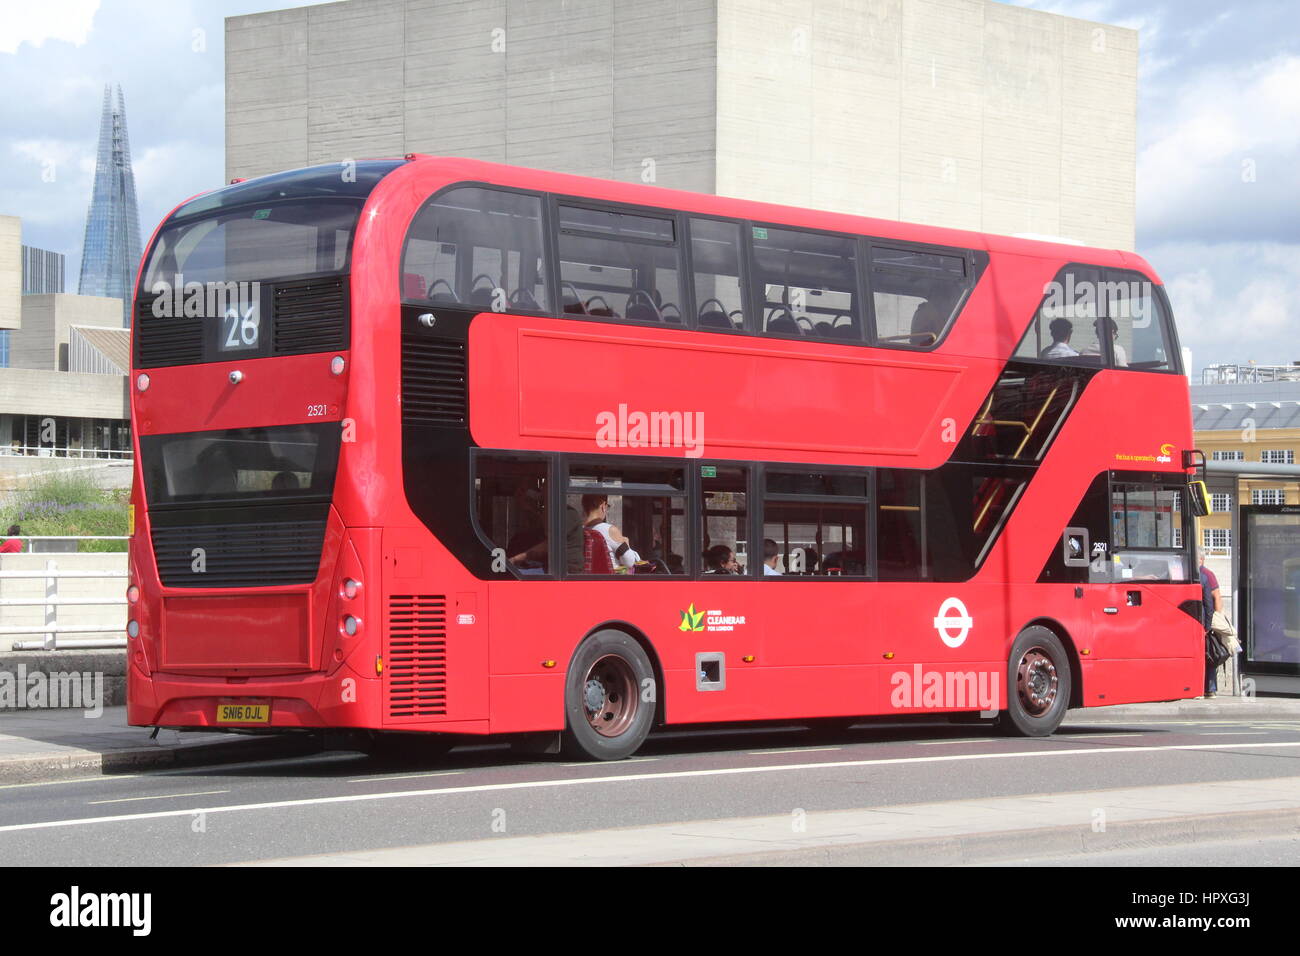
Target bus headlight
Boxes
[343,615,360,636]
[342,578,360,600]
[136,374,150,392]
[330,356,346,375]
[127,585,140,604]
[127,620,140,638]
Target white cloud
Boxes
[1150,240,1300,370]
[0,1,101,55]
[1139,55,1300,241]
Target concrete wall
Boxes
[0,368,128,419]
[714,0,1137,249]
[226,0,719,192]
[0,216,19,331]
[0,552,126,639]
[9,294,123,372]
[226,0,1137,250]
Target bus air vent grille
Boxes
[134,296,204,368]
[272,277,348,355]
[386,595,448,718]
[151,518,327,587]
[401,336,467,427]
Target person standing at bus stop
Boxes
[1,525,23,553]
[1199,548,1224,698]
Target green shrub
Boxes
[0,472,130,552]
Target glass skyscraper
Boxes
[78,84,142,327]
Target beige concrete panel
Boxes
[0,368,128,419]
[225,7,310,179]
[305,0,407,164]
[9,296,122,372]
[0,216,19,331]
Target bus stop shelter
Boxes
[1203,461,1300,696]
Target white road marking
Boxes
[347,771,464,784]
[1201,732,1269,736]
[746,747,842,755]
[916,739,993,746]
[1060,733,1146,739]
[3,739,1300,835]
[89,789,230,806]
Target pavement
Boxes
[0,695,1296,786]
[0,706,322,784]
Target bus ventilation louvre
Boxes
[401,335,467,426]
[135,296,204,367]
[272,276,348,355]
[385,595,448,718]
[151,517,327,587]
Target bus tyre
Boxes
[1001,627,1071,737]
[563,630,655,761]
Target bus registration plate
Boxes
[217,700,270,724]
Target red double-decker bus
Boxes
[126,156,1206,759]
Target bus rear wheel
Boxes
[563,630,655,760]
[1001,626,1072,737]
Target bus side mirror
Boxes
[1187,480,1211,517]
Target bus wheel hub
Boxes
[1017,649,1059,716]
[582,654,637,737]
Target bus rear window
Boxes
[140,423,343,506]
[142,201,361,289]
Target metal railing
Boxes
[6,535,128,554]
[1,545,128,650]
[0,445,132,461]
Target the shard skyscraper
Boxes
[78,84,142,327]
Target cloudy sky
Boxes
[1,0,1296,374]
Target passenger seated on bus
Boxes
[703,544,739,574]
[582,527,615,574]
[1039,318,1079,359]
[583,494,640,569]
[271,471,299,491]
[763,538,784,576]
[910,301,947,346]
[1080,317,1129,367]
[564,505,586,574]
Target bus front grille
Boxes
[385,595,448,719]
[151,516,327,588]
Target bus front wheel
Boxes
[563,630,655,760]
[1001,626,1072,737]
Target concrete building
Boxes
[21,245,65,296]
[0,217,19,333]
[226,0,1139,249]
[0,217,130,466]
[1193,379,1300,555]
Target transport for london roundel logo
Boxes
[933,597,973,648]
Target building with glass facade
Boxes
[77,84,142,327]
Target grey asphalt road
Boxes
[1,714,1298,866]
